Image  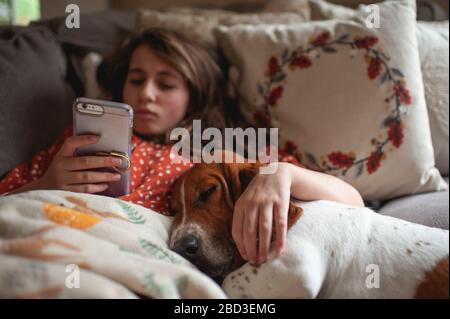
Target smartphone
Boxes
[73,97,133,197]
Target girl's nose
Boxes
[140,80,157,103]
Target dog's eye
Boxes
[197,185,217,202]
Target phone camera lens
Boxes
[82,104,87,109]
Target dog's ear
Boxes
[222,162,261,205]
[168,174,185,216]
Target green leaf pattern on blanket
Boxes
[139,238,182,264]
[143,272,189,298]
[117,201,145,224]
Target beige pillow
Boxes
[263,0,311,18]
[169,1,311,19]
[309,0,356,20]
[307,0,449,177]
[216,0,448,200]
[137,9,308,49]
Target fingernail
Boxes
[90,135,99,142]
[113,174,121,180]
[113,158,122,165]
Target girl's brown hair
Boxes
[97,28,247,144]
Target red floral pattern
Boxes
[290,55,312,69]
[254,31,413,177]
[253,111,271,127]
[368,57,383,79]
[328,152,355,169]
[388,121,404,148]
[311,31,331,46]
[366,151,383,174]
[394,82,412,105]
[268,86,284,107]
[268,56,281,76]
[355,36,378,49]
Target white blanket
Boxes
[2,192,447,298]
[0,190,226,298]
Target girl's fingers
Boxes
[274,200,289,256]
[59,135,100,157]
[232,204,246,260]
[63,156,122,171]
[62,183,108,194]
[258,204,273,265]
[64,171,121,185]
[243,206,259,265]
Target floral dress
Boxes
[0,126,302,215]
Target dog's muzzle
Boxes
[171,234,200,261]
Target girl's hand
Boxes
[232,162,292,266]
[36,135,123,194]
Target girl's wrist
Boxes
[262,161,293,187]
[279,162,295,190]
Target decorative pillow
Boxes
[137,9,308,49]
[308,1,449,178]
[416,21,449,176]
[215,0,448,200]
[305,0,449,177]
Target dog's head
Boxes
[168,161,302,282]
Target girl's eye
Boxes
[129,79,144,86]
[159,83,176,90]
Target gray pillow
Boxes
[0,26,75,177]
[32,10,137,55]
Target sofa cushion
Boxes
[32,10,137,56]
[138,9,308,50]
[416,21,449,176]
[0,26,75,178]
[379,187,449,230]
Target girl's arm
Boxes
[232,161,364,267]
[0,125,123,196]
[0,126,72,196]
[286,163,364,207]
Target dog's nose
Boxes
[173,234,199,258]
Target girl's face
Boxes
[123,44,189,137]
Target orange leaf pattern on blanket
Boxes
[44,203,101,229]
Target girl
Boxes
[0,28,363,267]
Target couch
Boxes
[0,0,448,232]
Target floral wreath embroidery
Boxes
[253,31,413,176]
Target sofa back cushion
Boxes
[0,26,74,177]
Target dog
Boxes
[169,162,449,298]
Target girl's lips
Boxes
[135,110,157,119]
